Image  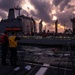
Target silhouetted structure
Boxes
[0,8,36,35]
[31,17,36,34]
[39,20,43,33]
[14,6,22,16]
[71,18,75,35]
[55,19,58,34]
[8,8,15,19]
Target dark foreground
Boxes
[0,45,75,75]
[0,60,75,75]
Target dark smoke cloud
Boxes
[53,0,71,11]
[60,0,71,11]
[29,0,73,29]
[56,10,73,28]
[67,4,75,9]
[53,0,63,6]
[0,0,23,19]
[29,0,52,22]
[52,0,73,29]
[0,0,22,11]
[0,0,74,30]
[0,9,7,19]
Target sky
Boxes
[0,0,75,32]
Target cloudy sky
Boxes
[0,0,75,32]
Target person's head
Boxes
[4,31,7,34]
[11,31,16,35]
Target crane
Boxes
[14,5,22,16]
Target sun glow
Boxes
[58,24,64,32]
[50,0,53,5]
[73,11,75,14]
[58,24,64,29]
[0,17,2,21]
[42,21,46,27]
[51,9,56,15]
[52,16,57,21]
[53,23,64,32]
[22,0,35,12]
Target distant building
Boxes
[70,18,75,35]
[0,8,36,35]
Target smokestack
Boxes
[8,8,15,19]
[39,20,43,33]
[55,19,58,34]
[71,18,75,35]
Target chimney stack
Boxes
[8,8,15,19]
[55,19,58,34]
